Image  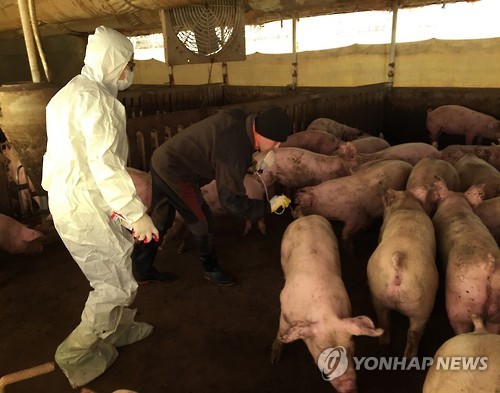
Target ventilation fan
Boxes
[165,0,246,65]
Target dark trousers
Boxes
[132,168,215,277]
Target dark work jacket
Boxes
[151,109,271,221]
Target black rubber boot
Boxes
[200,253,235,286]
[132,241,176,284]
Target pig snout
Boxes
[294,190,313,208]
[333,377,357,393]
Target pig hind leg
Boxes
[341,214,369,252]
[271,312,287,363]
[404,316,428,358]
[372,297,391,347]
[465,133,477,145]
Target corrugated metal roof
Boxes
[0,0,475,39]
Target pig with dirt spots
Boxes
[354,142,440,166]
[406,157,461,215]
[453,153,500,199]
[271,215,383,393]
[255,145,359,190]
[0,213,44,254]
[280,130,341,155]
[306,118,363,141]
[426,105,500,146]
[293,159,413,247]
[367,189,438,358]
[422,315,500,393]
[440,144,491,163]
[432,177,500,334]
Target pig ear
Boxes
[409,186,428,206]
[464,184,484,207]
[342,142,356,160]
[294,190,313,208]
[432,175,448,200]
[338,316,384,337]
[279,321,315,343]
[337,142,346,154]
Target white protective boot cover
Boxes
[55,323,118,388]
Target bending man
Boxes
[133,106,292,286]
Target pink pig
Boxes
[367,189,438,358]
[126,167,152,212]
[293,159,413,247]
[257,146,358,190]
[0,213,44,254]
[344,136,390,154]
[423,315,500,393]
[426,105,500,146]
[271,215,383,393]
[432,177,500,334]
[406,157,461,215]
[453,153,500,199]
[280,130,341,155]
[200,174,267,235]
[306,118,363,141]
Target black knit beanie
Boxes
[255,107,293,142]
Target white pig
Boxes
[422,315,500,393]
[0,213,44,254]
[426,105,500,146]
[367,189,438,358]
[271,215,383,393]
[432,177,500,334]
[293,159,413,247]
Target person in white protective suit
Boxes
[41,26,159,388]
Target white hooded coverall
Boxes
[42,26,152,387]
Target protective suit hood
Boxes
[81,26,133,97]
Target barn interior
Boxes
[0,0,499,392]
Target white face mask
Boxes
[117,70,134,91]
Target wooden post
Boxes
[17,0,41,83]
[159,8,175,86]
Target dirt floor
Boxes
[0,211,454,393]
